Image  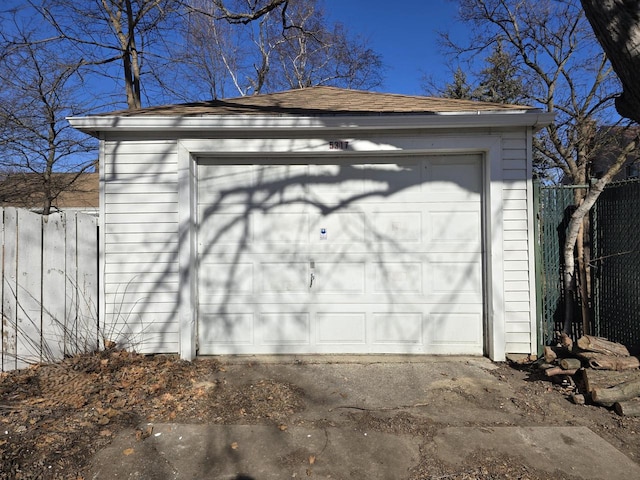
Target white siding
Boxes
[102,140,180,353]
[501,132,534,354]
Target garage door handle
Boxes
[309,272,315,288]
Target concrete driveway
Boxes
[87,356,640,479]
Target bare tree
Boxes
[269,3,384,91]
[0,15,96,215]
[30,0,382,105]
[178,0,384,98]
[177,0,271,98]
[444,0,619,185]
[39,0,181,109]
[443,0,632,334]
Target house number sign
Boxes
[329,141,349,150]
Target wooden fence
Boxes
[1,208,98,371]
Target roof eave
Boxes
[68,111,555,137]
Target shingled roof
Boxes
[105,86,535,117]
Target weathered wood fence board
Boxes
[73,213,98,355]
[2,208,18,370]
[1,208,98,371]
[42,213,66,361]
[16,210,42,367]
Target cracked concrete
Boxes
[86,356,640,479]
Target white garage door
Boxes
[196,155,484,355]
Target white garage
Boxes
[69,86,553,361]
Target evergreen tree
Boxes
[474,40,527,104]
[439,43,527,105]
[442,66,473,99]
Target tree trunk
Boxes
[614,399,640,417]
[563,187,602,334]
[559,358,582,370]
[124,0,141,109]
[576,352,640,371]
[581,1,640,122]
[545,367,578,377]
[544,346,558,363]
[562,136,640,334]
[577,218,591,335]
[592,378,640,405]
[576,335,630,356]
[580,368,640,393]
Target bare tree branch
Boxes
[206,0,288,24]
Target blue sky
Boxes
[325,0,462,95]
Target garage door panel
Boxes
[427,313,483,348]
[364,161,424,202]
[306,164,366,201]
[255,210,309,244]
[199,205,480,252]
[199,164,310,205]
[317,312,367,344]
[309,209,423,246]
[199,209,253,247]
[366,160,420,183]
[261,262,308,293]
[373,262,423,293]
[198,292,482,307]
[199,310,255,345]
[198,308,483,354]
[197,155,484,355]
[369,211,423,243]
[306,162,428,204]
[309,211,366,244]
[254,164,309,199]
[428,258,483,295]
[427,159,482,200]
[372,312,424,344]
[427,207,481,247]
[198,164,253,202]
[260,312,311,345]
[199,261,254,294]
[313,262,366,294]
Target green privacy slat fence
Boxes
[535,183,586,347]
[536,178,640,350]
[592,180,640,347]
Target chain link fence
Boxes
[536,178,640,350]
[592,179,640,346]
[535,183,586,348]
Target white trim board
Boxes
[176,134,509,361]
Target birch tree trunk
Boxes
[563,135,640,334]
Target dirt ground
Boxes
[1,350,639,480]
